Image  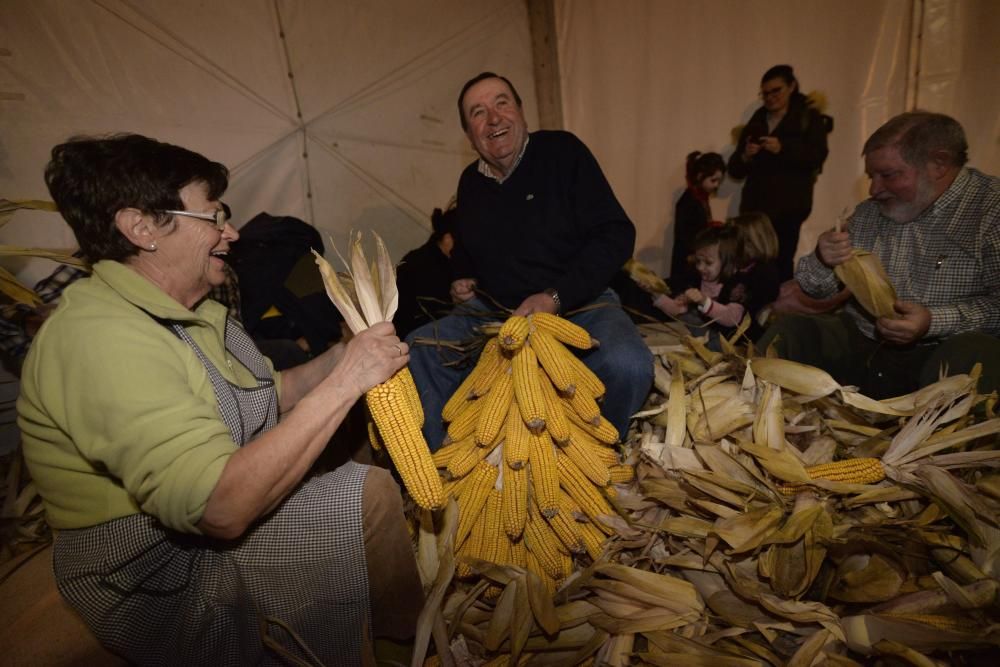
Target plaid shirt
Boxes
[1,261,90,361]
[796,167,1000,340]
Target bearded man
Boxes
[760,111,1000,397]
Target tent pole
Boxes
[526,0,564,130]
[904,0,925,111]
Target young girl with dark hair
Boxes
[669,151,726,290]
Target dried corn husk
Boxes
[835,250,899,319]
[623,257,669,295]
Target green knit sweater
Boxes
[17,260,279,533]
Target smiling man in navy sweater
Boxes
[406,71,653,450]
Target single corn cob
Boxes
[532,312,596,349]
[512,346,546,432]
[565,405,619,444]
[470,340,509,397]
[445,395,484,445]
[537,366,571,443]
[546,495,586,555]
[495,526,513,567]
[525,503,571,578]
[570,430,620,467]
[529,327,578,395]
[609,464,635,484]
[475,366,513,446]
[432,435,475,468]
[557,452,614,531]
[502,464,528,539]
[525,548,559,595]
[564,351,606,399]
[509,532,527,568]
[835,250,898,320]
[456,461,499,545]
[778,457,886,494]
[446,437,494,480]
[366,369,444,510]
[568,383,602,425]
[624,257,669,295]
[504,402,530,469]
[578,519,608,560]
[528,430,560,517]
[498,315,531,352]
[562,437,612,487]
[480,489,504,565]
[455,502,485,578]
[441,339,501,422]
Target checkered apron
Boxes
[53,319,371,666]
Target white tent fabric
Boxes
[556,0,1000,276]
[0,0,538,285]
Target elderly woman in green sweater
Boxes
[16,134,423,666]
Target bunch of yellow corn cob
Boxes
[432,313,632,592]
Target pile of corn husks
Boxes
[413,322,1000,666]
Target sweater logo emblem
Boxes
[526,194,534,200]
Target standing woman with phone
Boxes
[728,64,830,281]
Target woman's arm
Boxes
[197,322,406,539]
[276,341,346,413]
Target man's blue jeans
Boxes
[405,290,654,451]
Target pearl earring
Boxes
[150,242,157,250]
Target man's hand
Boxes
[758,136,782,154]
[513,292,559,316]
[450,278,477,303]
[876,300,931,345]
[743,140,762,160]
[683,288,706,307]
[816,228,853,268]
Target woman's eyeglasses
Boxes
[163,206,229,230]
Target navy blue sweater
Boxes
[452,131,634,311]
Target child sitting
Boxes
[652,213,780,347]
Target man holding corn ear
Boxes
[761,111,1000,398]
[406,72,654,449]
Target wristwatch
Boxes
[543,288,561,313]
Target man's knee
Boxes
[920,332,1000,394]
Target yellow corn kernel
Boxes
[475,367,513,446]
[564,403,619,444]
[512,345,546,432]
[528,430,560,517]
[608,464,635,484]
[470,341,510,398]
[532,312,596,349]
[366,369,444,510]
[502,464,528,540]
[562,436,611,487]
[445,395,484,445]
[578,519,607,560]
[546,495,586,555]
[442,338,499,422]
[525,503,569,578]
[456,461,499,546]
[432,434,475,468]
[446,437,492,480]
[367,420,382,452]
[498,315,531,352]
[806,457,886,483]
[556,452,614,532]
[481,489,504,565]
[567,383,601,425]
[529,327,577,395]
[537,366,571,444]
[504,402,530,469]
[525,548,558,595]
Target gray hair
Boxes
[862,111,968,167]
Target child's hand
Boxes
[653,294,688,316]
[683,288,706,306]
